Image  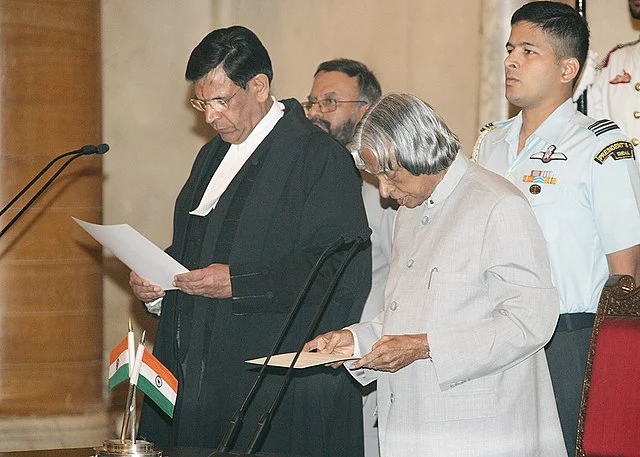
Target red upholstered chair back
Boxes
[576,275,640,457]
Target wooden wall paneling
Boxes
[0,0,104,417]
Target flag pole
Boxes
[120,383,136,442]
[129,319,137,444]
[120,328,145,442]
[130,392,136,444]
[130,331,146,442]
[119,320,134,442]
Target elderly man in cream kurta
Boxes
[305,93,566,457]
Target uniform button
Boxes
[421,215,429,225]
[265,291,274,299]
[390,393,394,403]
[635,82,640,91]
[406,259,414,268]
[634,111,640,119]
[633,138,640,146]
[390,301,398,311]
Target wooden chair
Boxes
[576,275,640,457]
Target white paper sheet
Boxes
[245,352,358,369]
[73,217,188,290]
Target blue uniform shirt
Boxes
[477,98,640,314]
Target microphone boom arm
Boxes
[214,234,349,453]
[244,236,367,455]
[0,144,108,239]
[0,150,80,218]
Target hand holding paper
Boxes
[173,263,232,299]
[245,329,358,370]
[129,270,165,303]
[302,329,357,368]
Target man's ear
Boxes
[356,101,369,120]
[560,57,580,85]
[250,73,271,102]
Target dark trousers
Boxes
[545,313,594,457]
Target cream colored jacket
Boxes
[348,153,567,457]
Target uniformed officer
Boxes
[589,0,640,155]
[474,2,640,454]
[587,0,640,153]
[589,40,640,148]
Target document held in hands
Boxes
[246,352,358,369]
[73,217,188,290]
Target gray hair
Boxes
[351,93,460,176]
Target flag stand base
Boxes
[94,439,162,456]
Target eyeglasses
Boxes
[302,98,367,113]
[190,87,242,112]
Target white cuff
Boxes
[145,297,162,316]
[346,327,362,358]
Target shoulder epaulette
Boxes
[472,123,498,163]
[588,119,621,137]
[596,37,640,71]
[479,122,496,133]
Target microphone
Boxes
[0,143,109,238]
[0,143,109,217]
[243,228,371,455]
[212,228,371,456]
[84,143,110,155]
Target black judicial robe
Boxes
[138,99,371,457]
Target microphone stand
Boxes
[213,234,351,455]
[0,144,108,239]
[243,235,368,455]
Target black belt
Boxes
[555,312,595,333]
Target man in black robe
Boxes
[129,26,371,457]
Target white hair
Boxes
[351,92,460,175]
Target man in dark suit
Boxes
[129,25,371,457]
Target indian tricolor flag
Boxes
[108,336,131,391]
[133,347,178,418]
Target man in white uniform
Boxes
[306,93,567,457]
[589,0,640,153]
[304,58,395,457]
[474,2,640,454]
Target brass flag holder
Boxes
[95,325,162,456]
[94,439,161,457]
